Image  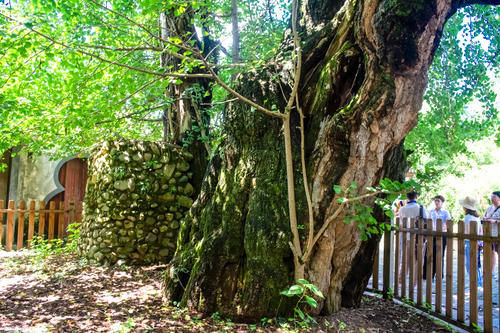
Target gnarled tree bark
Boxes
[163,0,496,319]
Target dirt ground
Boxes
[0,251,453,332]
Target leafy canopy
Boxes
[0,1,497,179]
[405,5,499,183]
[0,0,288,157]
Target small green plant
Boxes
[65,222,80,252]
[280,279,324,328]
[138,179,152,194]
[336,319,346,330]
[260,317,272,327]
[401,296,416,306]
[471,322,482,333]
[144,160,159,169]
[114,318,136,333]
[211,311,224,325]
[334,178,420,241]
[324,319,333,329]
[423,302,432,312]
[385,288,394,300]
[112,166,127,179]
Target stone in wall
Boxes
[78,139,195,265]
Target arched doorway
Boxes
[46,158,88,236]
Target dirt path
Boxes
[0,251,452,332]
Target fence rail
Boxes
[369,217,500,333]
[0,199,83,251]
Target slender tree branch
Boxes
[197,52,284,119]
[95,103,170,124]
[118,76,163,105]
[283,114,303,275]
[0,41,54,90]
[82,1,279,123]
[0,12,212,79]
[0,30,33,63]
[297,94,315,260]
[85,0,194,52]
[284,0,301,114]
[134,118,163,122]
[201,98,239,106]
[79,44,163,52]
[281,0,305,280]
[303,190,394,262]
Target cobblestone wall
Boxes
[78,139,194,265]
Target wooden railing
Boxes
[0,200,83,251]
[370,217,500,333]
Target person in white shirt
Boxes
[399,190,428,221]
[483,191,500,275]
[398,190,428,284]
[423,195,451,280]
[460,196,483,286]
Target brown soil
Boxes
[0,251,452,332]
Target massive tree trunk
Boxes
[163,0,490,319]
[159,8,216,193]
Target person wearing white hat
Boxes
[459,196,482,286]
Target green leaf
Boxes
[333,185,342,194]
[281,284,303,296]
[297,278,310,286]
[309,285,324,298]
[294,308,305,320]
[305,296,318,308]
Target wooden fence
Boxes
[369,217,500,332]
[0,200,83,251]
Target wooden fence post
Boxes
[457,221,465,322]
[394,217,401,297]
[401,217,408,298]
[425,219,433,305]
[435,220,443,313]
[58,201,65,239]
[409,218,416,302]
[416,218,424,306]
[16,200,26,250]
[372,247,379,290]
[6,200,14,251]
[0,200,3,248]
[38,200,46,237]
[382,220,392,298]
[27,201,36,248]
[48,201,55,241]
[483,221,493,332]
[445,220,453,318]
[469,220,478,328]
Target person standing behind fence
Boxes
[398,190,428,284]
[459,196,483,286]
[483,191,500,277]
[423,195,450,280]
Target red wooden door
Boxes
[48,158,87,236]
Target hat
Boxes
[459,196,477,211]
